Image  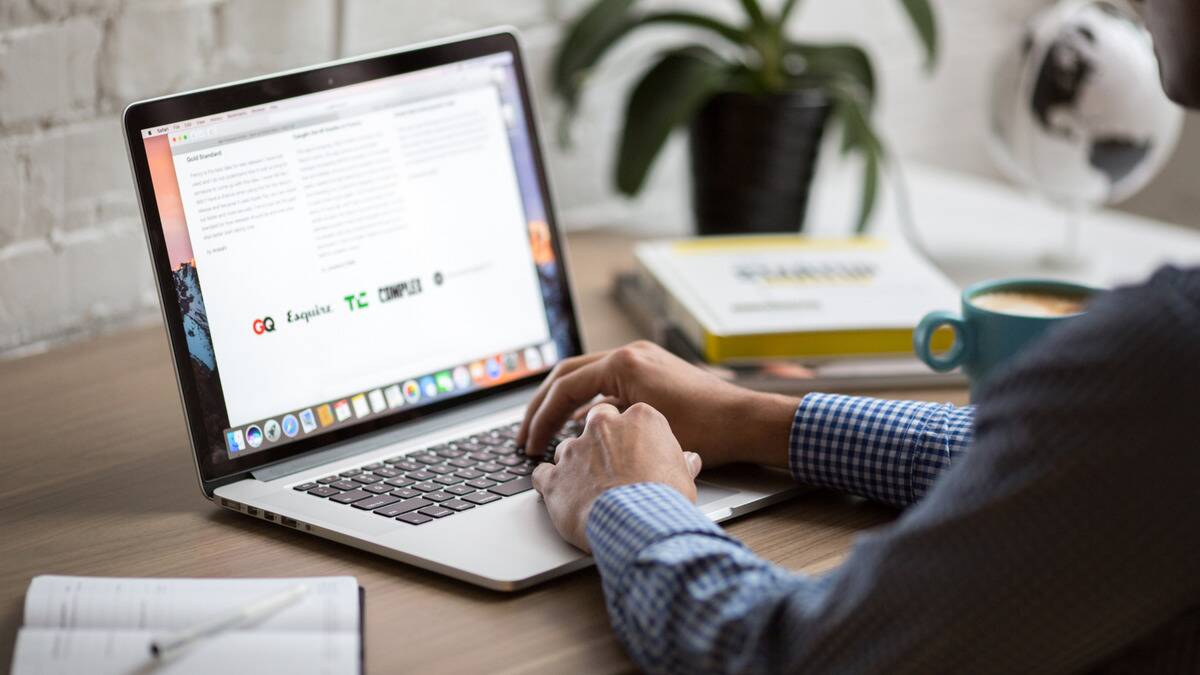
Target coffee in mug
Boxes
[969,291,1087,318]
[914,278,1100,399]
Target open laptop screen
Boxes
[126,35,579,482]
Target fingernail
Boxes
[684,451,702,472]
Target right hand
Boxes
[518,341,798,469]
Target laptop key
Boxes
[433,475,462,486]
[414,455,443,466]
[330,489,372,504]
[329,480,358,491]
[317,475,340,484]
[383,456,406,465]
[486,472,516,483]
[466,479,497,489]
[507,465,533,476]
[418,506,454,518]
[411,482,440,493]
[406,471,435,481]
[339,469,362,477]
[476,462,503,474]
[435,448,465,459]
[384,477,415,488]
[362,462,383,471]
[442,499,475,511]
[489,476,534,497]
[462,492,501,505]
[497,456,523,466]
[293,482,319,491]
[389,488,421,499]
[363,483,393,494]
[375,498,433,517]
[397,512,433,525]
[352,474,382,484]
[454,468,484,479]
[427,465,455,475]
[448,458,476,469]
[307,486,340,498]
[392,460,421,471]
[423,491,451,502]
[353,494,401,510]
[445,484,475,496]
[372,467,401,478]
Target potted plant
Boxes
[553,0,939,234]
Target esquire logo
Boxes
[287,303,333,325]
[251,317,276,335]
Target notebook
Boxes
[10,576,363,675]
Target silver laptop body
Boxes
[124,28,803,591]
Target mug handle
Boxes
[914,311,971,372]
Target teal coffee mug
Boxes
[914,278,1098,399]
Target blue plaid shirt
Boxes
[586,267,1200,674]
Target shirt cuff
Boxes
[586,483,727,578]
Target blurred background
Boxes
[2,0,1199,355]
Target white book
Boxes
[634,235,961,363]
[11,576,362,675]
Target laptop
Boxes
[123,28,803,591]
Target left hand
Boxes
[532,401,703,551]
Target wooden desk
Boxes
[0,230,967,673]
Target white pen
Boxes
[149,583,310,660]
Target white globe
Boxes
[989,0,1183,208]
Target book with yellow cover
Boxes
[633,235,959,364]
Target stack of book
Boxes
[616,234,965,393]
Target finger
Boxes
[524,356,618,458]
[683,451,703,478]
[532,462,555,495]
[571,396,622,423]
[517,351,608,446]
[584,401,620,429]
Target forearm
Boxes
[790,393,974,507]
[588,484,830,675]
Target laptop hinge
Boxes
[250,387,536,482]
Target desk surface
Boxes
[0,230,967,673]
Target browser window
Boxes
[141,53,571,464]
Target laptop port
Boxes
[264,511,276,521]
[246,507,259,517]
[281,516,298,528]
[221,498,240,510]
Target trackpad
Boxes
[696,480,739,507]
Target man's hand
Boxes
[519,341,798,469]
[532,402,703,551]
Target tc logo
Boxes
[252,317,276,334]
[344,291,369,311]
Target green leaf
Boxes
[616,47,729,195]
[553,0,637,116]
[738,0,770,32]
[898,0,938,70]
[552,4,746,144]
[791,43,876,113]
[779,0,802,24]
[827,85,884,232]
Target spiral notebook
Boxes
[10,575,364,675]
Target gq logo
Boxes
[252,316,276,335]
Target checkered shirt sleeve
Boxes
[791,393,975,507]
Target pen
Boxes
[149,583,309,660]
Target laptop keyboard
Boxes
[290,420,580,525]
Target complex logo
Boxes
[378,278,423,303]
[252,317,276,334]
[344,291,369,311]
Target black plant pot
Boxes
[688,89,832,236]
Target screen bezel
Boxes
[123,30,582,489]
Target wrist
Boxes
[727,391,799,469]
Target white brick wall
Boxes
[1,0,1198,354]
